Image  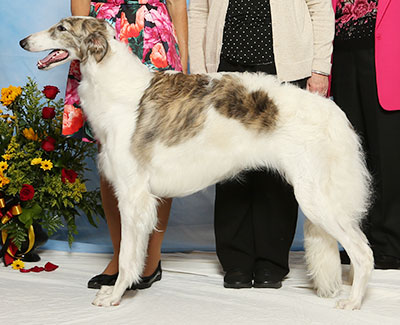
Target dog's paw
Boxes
[92,286,121,307]
[316,286,340,298]
[335,298,361,310]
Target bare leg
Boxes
[99,177,171,276]
[143,198,172,276]
[100,176,120,275]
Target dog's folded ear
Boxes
[81,31,108,63]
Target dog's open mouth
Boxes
[37,49,69,69]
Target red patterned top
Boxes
[334,0,378,49]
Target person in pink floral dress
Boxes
[68,0,188,289]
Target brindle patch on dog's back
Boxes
[134,72,210,146]
[210,75,278,131]
[132,72,278,163]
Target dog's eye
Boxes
[57,25,67,32]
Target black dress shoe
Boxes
[374,255,400,269]
[88,273,118,289]
[130,261,162,290]
[253,269,282,289]
[223,270,252,289]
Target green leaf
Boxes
[18,203,43,228]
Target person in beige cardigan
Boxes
[189,0,334,288]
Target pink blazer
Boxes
[332,0,400,111]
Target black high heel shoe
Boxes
[129,261,162,290]
[87,261,162,290]
[88,273,118,289]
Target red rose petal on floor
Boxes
[20,268,31,273]
[30,266,45,272]
[44,262,59,272]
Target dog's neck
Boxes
[80,38,153,91]
[77,38,153,143]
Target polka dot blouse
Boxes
[220,0,274,66]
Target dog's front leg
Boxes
[92,172,158,307]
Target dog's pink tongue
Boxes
[37,50,68,69]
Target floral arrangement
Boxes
[0,78,103,265]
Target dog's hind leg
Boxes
[303,218,342,297]
[299,201,373,309]
[92,171,158,307]
[333,227,373,310]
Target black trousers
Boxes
[331,47,400,259]
[214,59,301,278]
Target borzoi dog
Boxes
[20,17,374,310]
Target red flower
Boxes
[20,184,35,201]
[42,85,60,99]
[61,168,78,184]
[42,106,56,119]
[41,136,56,152]
[353,0,371,19]
[62,105,84,136]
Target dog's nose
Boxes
[19,37,28,49]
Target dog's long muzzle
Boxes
[19,37,29,50]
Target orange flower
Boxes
[0,85,22,106]
[150,43,168,69]
[23,127,39,141]
[0,175,10,188]
[119,9,145,44]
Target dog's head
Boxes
[20,16,115,70]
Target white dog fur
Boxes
[20,17,374,310]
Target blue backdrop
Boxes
[0,1,305,253]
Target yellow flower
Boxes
[0,176,10,188]
[0,161,8,171]
[40,159,53,171]
[9,115,16,120]
[22,128,39,141]
[2,154,12,160]
[31,157,43,165]
[0,109,2,114]
[0,85,22,106]
[11,259,25,270]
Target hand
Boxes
[306,72,329,97]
